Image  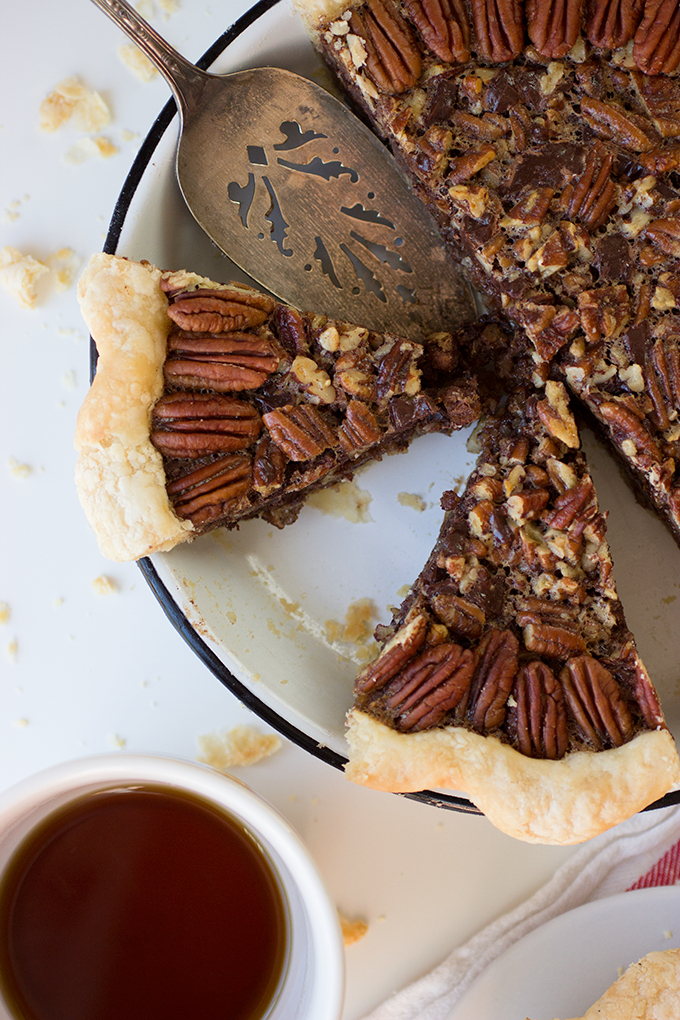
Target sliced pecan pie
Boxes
[75,253,479,561]
[345,382,680,843]
[300,0,680,546]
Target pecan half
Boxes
[167,454,252,526]
[523,622,587,658]
[263,404,339,462]
[252,434,287,496]
[349,0,422,94]
[151,392,262,457]
[644,218,680,258]
[514,661,568,759]
[387,642,475,730]
[584,0,644,49]
[633,0,680,75]
[542,478,594,529]
[599,400,662,464]
[560,655,634,747]
[403,0,471,62]
[469,0,524,62]
[164,332,280,392]
[377,339,422,402]
[428,591,486,638]
[338,400,383,455]
[167,289,274,333]
[526,0,584,59]
[355,615,428,693]
[580,96,654,151]
[467,628,518,730]
[562,142,617,231]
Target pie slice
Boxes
[300,0,680,547]
[345,381,680,844]
[75,253,479,561]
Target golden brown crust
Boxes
[553,949,680,1020]
[345,709,680,844]
[75,253,194,561]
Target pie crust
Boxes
[547,949,680,1020]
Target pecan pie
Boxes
[345,383,680,843]
[300,0,680,546]
[75,253,479,561]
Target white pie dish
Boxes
[102,0,680,815]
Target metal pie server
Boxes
[90,0,475,336]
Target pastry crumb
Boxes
[121,128,140,142]
[92,575,117,595]
[61,370,77,390]
[338,911,369,946]
[664,929,673,939]
[0,246,50,309]
[5,640,18,664]
[8,457,32,480]
[306,480,373,523]
[197,725,282,770]
[398,491,427,512]
[0,602,10,625]
[108,733,126,749]
[2,200,22,224]
[325,597,377,648]
[39,76,111,134]
[118,43,159,82]
[63,135,118,165]
[12,718,29,729]
[47,248,80,291]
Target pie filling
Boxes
[154,268,480,533]
[354,383,666,760]
[306,0,680,546]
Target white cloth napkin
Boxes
[360,804,680,1020]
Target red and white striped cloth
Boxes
[361,804,680,1020]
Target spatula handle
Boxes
[88,0,208,112]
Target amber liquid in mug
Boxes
[0,785,288,1020]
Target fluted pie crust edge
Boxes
[345,709,680,844]
[75,253,195,561]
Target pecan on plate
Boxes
[633,0,680,75]
[526,0,584,59]
[403,0,471,62]
[151,392,262,457]
[560,654,634,747]
[514,660,569,759]
[167,453,252,526]
[355,615,429,694]
[263,404,339,462]
[164,332,281,392]
[467,628,519,731]
[349,0,422,94]
[584,0,644,50]
[469,0,524,62]
[387,642,476,731]
[167,288,274,333]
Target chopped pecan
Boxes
[167,454,252,526]
[643,218,680,258]
[167,289,274,333]
[447,144,496,185]
[290,356,336,405]
[469,0,524,62]
[580,96,654,151]
[514,661,568,759]
[562,142,617,231]
[274,305,308,356]
[504,188,554,229]
[505,487,551,522]
[334,349,378,401]
[428,591,486,638]
[387,642,476,730]
[403,0,471,62]
[560,655,634,747]
[599,400,662,464]
[467,628,518,730]
[577,285,630,344]
[252,434,287,496]
[355,615,428,693]
[523,622,587,658]
[338,400,383,455]
[164,332,280,392]
[633,0,680,75]
[536,381,580,449]
[349,0,422,94]
[151,392,261,457]
[526,0,584,59]
[584,0,644,49]
[377,339,422,401]
[263,404,339,462]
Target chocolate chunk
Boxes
[594,235,635,285]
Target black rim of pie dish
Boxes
[98,0,680,819]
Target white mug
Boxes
[0,754,345,1020]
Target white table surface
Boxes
[3,0,665,1015]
